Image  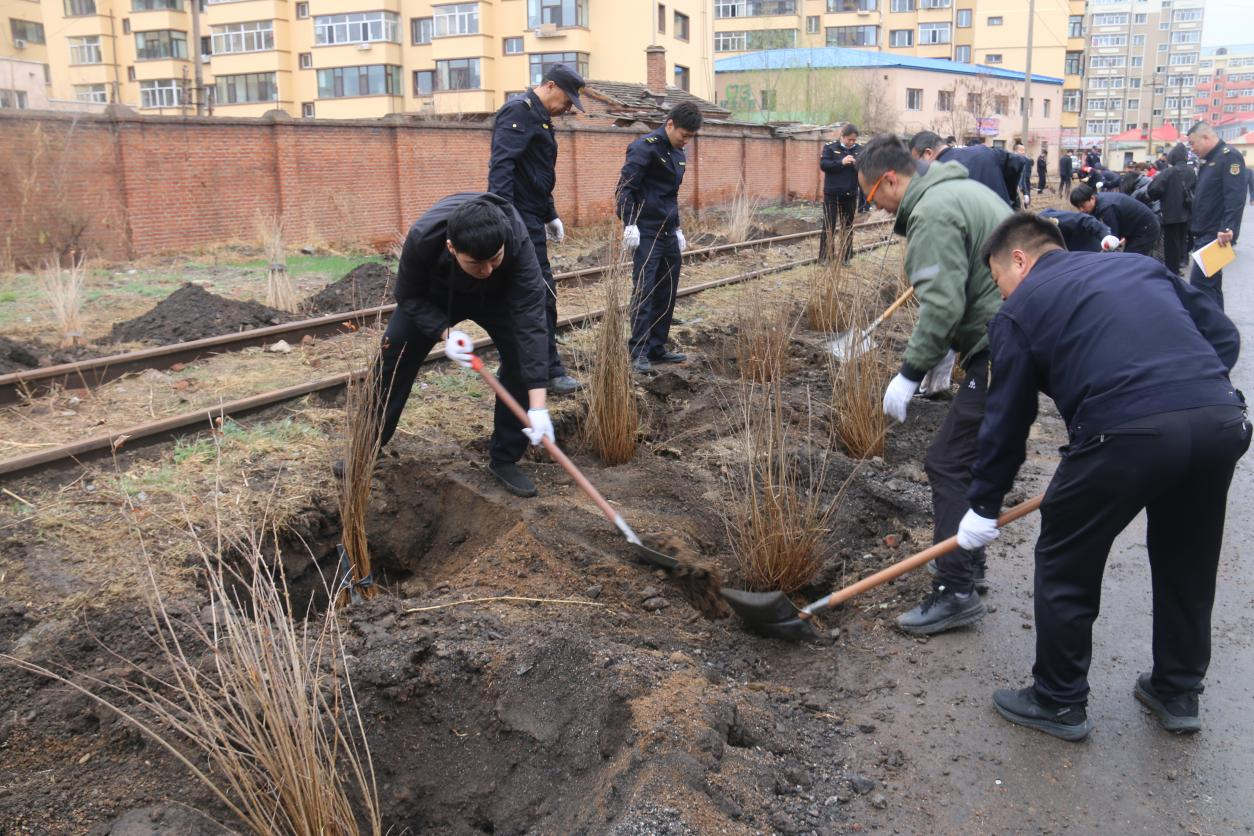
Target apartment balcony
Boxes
[202,0,291,26]
[125,10,189,31]
[431,88,495,114]
[131,58,192,81]
[431,34,494,63]
[313,41,404,67]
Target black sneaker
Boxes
[632,355,654,374]
[927,558,990,594]
[895,585,987,636]
[487,461,537,498]
[548,374,583,395]
[650,350,687,364]
[993,686,1092,742]
[1134,673,1201,734]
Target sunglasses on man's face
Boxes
[865,171,889,207]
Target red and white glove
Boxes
[1100,235,1121,252]
[443,330,474,368]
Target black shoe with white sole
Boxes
[1134,673,1201,734]
[487,461,537,498]
[927,558,990,594]
[993,686,1092,742]
[895,585,987,636]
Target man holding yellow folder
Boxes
[1187,122,1247,310]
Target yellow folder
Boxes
[1190,239,1237,278]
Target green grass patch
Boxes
[172,417,326,466]
[182,254,384,278]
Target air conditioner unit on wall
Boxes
[534,23,559,38]
[14,39,27,49]
[356,42,372,51]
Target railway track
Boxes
[0,226,898,479]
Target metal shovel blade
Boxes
[633,542,680,570]
[720,588,822,642]
[830,329,875,362]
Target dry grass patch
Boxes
[40,252,86,348]
[581,245,639,465]
[257,212,298,313]
[734,285,794,383]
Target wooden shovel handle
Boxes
[469,355,621,527]
[878,286,915,323]
[807,493,1044,615]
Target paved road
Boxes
[850,213,1254,835]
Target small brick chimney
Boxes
[645,45,667,95]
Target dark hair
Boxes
[1069,183,1097,208]
[981,212,1065,267]
[447,198,510,259]
[944,135,956,145]
[908,130,945,155]
[857,134,916,182]
[1187,121,1213,137]
[841,123,859,137]
[667,101,703,132]
[1167,142,1188,165]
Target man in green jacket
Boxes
[855,134,1011,635]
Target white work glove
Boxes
[676,228,687,252]
[918,350,957,397]
[956,508,1000,551]
[882,373,920,424]
[443,329,474,368]
[623,225,640,251]
[523,408,554,447]
[545,217,565,243]
[1022,192,1031,207]
[1100,235,1121,252]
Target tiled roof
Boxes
[584,80,730,117]
[714,47,1064,85]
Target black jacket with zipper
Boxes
[1147,161,1195,225]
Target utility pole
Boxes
[190,0,205,115]
[1021,0,1035,152]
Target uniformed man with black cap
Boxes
[617,101,703,373]
[959,212,1246,741]
[1186,121,1247,309]
[488,63,586,395]
[819,123,860,263]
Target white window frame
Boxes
[889,28,912,47]
[69,35,102,65]
[714,31,747,52]
[955,9,971,27]
[433,3,478,38]
[313,11,400,46]
[140,78,181,108]
[503,36,524,55]
[918,22,950,45]
[906,87,922,110]
[1091,34,1127,47]
[74,83,107,103]
[210,20,274,55]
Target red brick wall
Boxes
[0,110,825,264]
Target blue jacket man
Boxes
[488,63,586,395]
[956,213,1246,742]
[1070,183,1161,257]
[909,130,1018,207]
[617,101,703,372]
[1185,122,1247,309]
[1039,208,1115,252]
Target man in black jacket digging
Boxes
[370,192,554,497]
[959,213,1247,741]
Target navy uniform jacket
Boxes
[1059,155,1073,179]
[1190,139,1247,243]
[487,90,558,223]
[937,144,1014,206]
[1040,208,1112,252]
[1092,191,1159,244]
[967,249,1241,515]
[820,140,860,195]
[1085,151,1102,168]
[617,126,686,231]
[395,192,550,389]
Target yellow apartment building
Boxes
[9,0,713,118]
[1060,0,1082,139]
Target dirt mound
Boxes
[107,284,295,345]
[0,336,41,373]
[767,217,822,236]
[303,262,396,316]
[0,335,106,373]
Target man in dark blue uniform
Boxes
[1059,151,1073,198]
[488,64,585,395]
[908,130,1019,207]
[1085,146,1102,169]
[1070,182,1161,257]
[1039,208,1118,253]
[1186,121,1247,310]
[957,213,1246,742]
[617,101,703,374]
[819,123,860,263]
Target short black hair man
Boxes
[1069,182,1161,258]
[855,134,1010,635]
[819,123,861,264]
[1185,121,1247,309]
[374,193,554,497]
[488,63,586,396]
[1038,208,1119,253]
[617,101,703,374]
[960,212,1246,742]
[1036,149,1048,195]
[909,130,1019,208]
[1058,150,1074,198]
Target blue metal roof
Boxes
[714,47,1064,86]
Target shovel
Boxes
[830,286,915,361]
[721,493,1044,641]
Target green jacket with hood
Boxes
[894,160,1011,380]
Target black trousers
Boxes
[519,211,566,379]
[1162,222,1188,274]
[375,305,530,465]
[629,227,682,359]
[1125,223,1161,260]
[819,192,857,263]
[1037,171,1047,193]
[1060,175,1071,198]
[1189,232,1225,310]
[1032,404,1249,705]
[926,352,990,595]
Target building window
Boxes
[299,52,312,68]
[993,95,1008,115]
[1091,35,1127,48]
[0,89,30,108]
[1064,51,1082,75]
[1063,89,1081,112]
[1067,15,1082,38]
[1159,21,1169,30]
[139,79,181,108]
[716,30,796,51]
[1092,13,1128,26]
[69,36,103,65]
[127,65,136,81]
[412,17,433,44]
[985,53,1002,64]
[1090,55,1126,68]
[919,22,950,45]
[956,9,971,27]
[528,0,588,28]
[657,3,665,33]
[919,0,950,7]
[64,0,96,16]
[827,0,876,10]
[1134,13,1147,24]
[1126,97,1139,109]
[954,44,970,63]
[74,83,108,103]
[434,3,478,37]
[314,12,400,45]
[760,88,776,110]
[503,36,524,54]
[210,21,274,54]
[987,16,1002,25]
[135,30,188,60]
[1042,98,1051,118]
[296,2,308,19]
[890,0,914,10]
[827,25,878,47]
[1171,31,1200,44]
[674,64,690,91]
[317,64,402,97]
[436,57,481,90]
[806,16,819,34]
[906,88,922,110]
[9,19,45,44]
[413,69,434,95]
[214,72,278,104]
[132,0,182,10]
[1172,8,1202,22]
[302,102,315,117]
[714,0,797,18]
[1131,56,1143,68]
[889,29,912,47]
[1169,53,1196,66]
[528,51,587,85]
[674,11,689,41]
[714,31,745,51]
[1132,34,1145,46]
[936,89,953,111]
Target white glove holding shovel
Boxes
[443,330,474,368]
[882,374,920,424]
[956,508,1000,551]
[523,408,554,447]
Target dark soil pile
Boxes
[0,335,105,373]
[107,284,295,345]
[0,335,41,373]
[303,262,396,316]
